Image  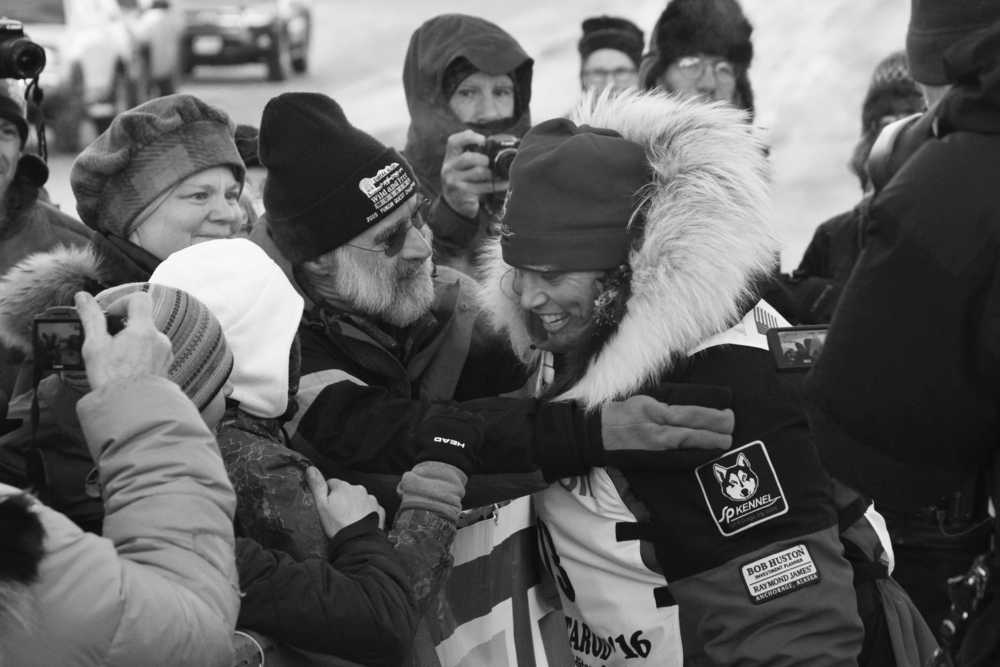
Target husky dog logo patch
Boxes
[696,441,787,536]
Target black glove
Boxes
[413,405,486,475]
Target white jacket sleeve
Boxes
[77,375,239,667]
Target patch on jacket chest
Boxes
[695,441,787,536]
[740,543,820,604]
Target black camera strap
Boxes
[24,76,46,162]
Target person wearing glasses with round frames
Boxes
[639,0,756,118]
[578,16,645,94]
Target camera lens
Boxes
[0,38,46,79]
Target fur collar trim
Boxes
[479,91,777,409]
[0,245,109,354]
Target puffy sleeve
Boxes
[77,375,239,666]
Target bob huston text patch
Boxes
[695,440,788,536]
[741,543,820,604]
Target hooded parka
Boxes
[402,14,532,276]
[480,92,868,665]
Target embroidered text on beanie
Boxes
[501,118,650,271]
[260,92,418,266]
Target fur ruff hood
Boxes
[0,245,111,355]
[479,91,777,410]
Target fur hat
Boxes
[260,92,418,265]
[150,238,303,419]
[907,0,1000,85]
[640,0,755,114]
[480,90,775,409]
[70,94,245,238]
[849,51,924,188]
[578,16,645,68]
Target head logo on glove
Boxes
[433,436,467,448]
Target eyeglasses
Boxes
[673,55,736,84]
[581,67,638,86]
[346,198,431,257]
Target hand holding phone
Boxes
[75,291,172,391]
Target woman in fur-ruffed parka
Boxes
[477,91,870,665]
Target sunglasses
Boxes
[347,197,430,257]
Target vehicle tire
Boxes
[51,69,91,154]
[266,31,291,82]
[94,68,131,134]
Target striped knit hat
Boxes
[92,283,233,410]
[70,94,245,238]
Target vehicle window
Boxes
[3,0,66,23]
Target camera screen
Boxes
[34,318,84,371]
[767,326,828,370]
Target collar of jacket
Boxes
[218,403,284,442]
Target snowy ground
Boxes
[42,0,910,269]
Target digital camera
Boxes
[34,306,125,372]
[467,134,520,180]
[0,19,46,80]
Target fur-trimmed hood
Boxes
[0,231,159,355]
[0,245,112,355]
[479,90,777,409]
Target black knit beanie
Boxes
[579,16,645,68]
[260,93,418,265]
[502,118,649,271]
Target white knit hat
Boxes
[150,238,304,418]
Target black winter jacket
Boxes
[806,23,1000,512]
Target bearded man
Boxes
[254,92,737,667]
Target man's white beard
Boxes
[331,247,435,327]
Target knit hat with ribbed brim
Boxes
[501,118,650,271]
[907,0,1000,84]
[70,94,245,238]
[94,283,233,411]
[260,92,418,265]
[579,16,645,68]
